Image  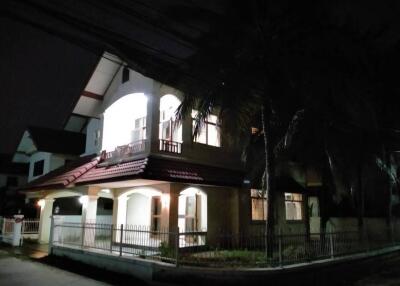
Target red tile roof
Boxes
[76,156,243,187]
[22,155,244,191]
[21,155,99,191]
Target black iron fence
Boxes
[51,221,400,268]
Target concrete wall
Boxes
[83,118,101,156]
[29,152,51,182]
[94,67,243,170]
[126,193,151,226]
[29,152,76,182]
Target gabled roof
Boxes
[20,155,98,190]
[22,155,244,191]
[20,126,85,156]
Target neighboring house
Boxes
[12,126,86,182]
[0,154,28,216]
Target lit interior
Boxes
[102,93,147,151]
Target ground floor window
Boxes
[251,189,267,221]
[151,196,161,231]
[285,193,303,221]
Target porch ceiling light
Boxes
[37,199,45,208]
[101,189,111,194]
[79,195,88,206]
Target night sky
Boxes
[0,17,98,154]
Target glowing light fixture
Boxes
[37,199,45,208]
[79,195,88,206]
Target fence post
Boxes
[278,228,283,266]
[364,227,370,252]
[175,227,180,267]
[329,232,334,258]
[109,224,114,253]
[119,224,123,256]
[1,217,5,235]
[48,216,54,254]
[390,222,395,246]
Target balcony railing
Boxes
[104,140,146,162]
[159,139,182,154]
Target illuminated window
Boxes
[191,110,221,147]
[285,193,303,220]
[102,93,147,151]
[132,117,146,141]
[159,94,182,143]
[251,189,267,221]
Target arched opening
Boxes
[102,93,147,152]
[117,188,163,230]
[159,94,182,153]
[178,187,207,246]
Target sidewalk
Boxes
[0,242,149,286]
[0,249,109,286]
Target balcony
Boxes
[103,140,146,163]
[159,139,182,154]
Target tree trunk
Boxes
[261,105,275,259]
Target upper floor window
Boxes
[191,110,221,147]
[132,117,146,141]
[285,193,303,221]
[33,160,44,177]
[102,93,147,151]
[159,94,182,143]
[251,189,267,221]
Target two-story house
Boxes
[21,52,245,245]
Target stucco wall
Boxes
[95,67,244,170]
[84,118,101,156]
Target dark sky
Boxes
[0,17,98,155]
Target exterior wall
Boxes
[95,67,244,170]
[28,152,77,182]
[201,185,240,246]
[126,193,151,226]
[83,118,101,156]
[29,152,51,182]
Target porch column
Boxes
[81,195,99,224]
[116,196,128,226]
[168,184,180,247]
[38,198,54,244]
[81,186,101,224]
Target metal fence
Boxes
[51,222,400,268]
[22,218,40,234]
[2,218,15,235]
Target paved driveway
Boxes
[0,250,109,286]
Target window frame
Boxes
[284,192,304,221]
[33,160,45,177]
[151,196,162,232]
[191,111,221,147]
[250,189,267,222]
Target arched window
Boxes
[102,93,147,152]
[159,94,182,152]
